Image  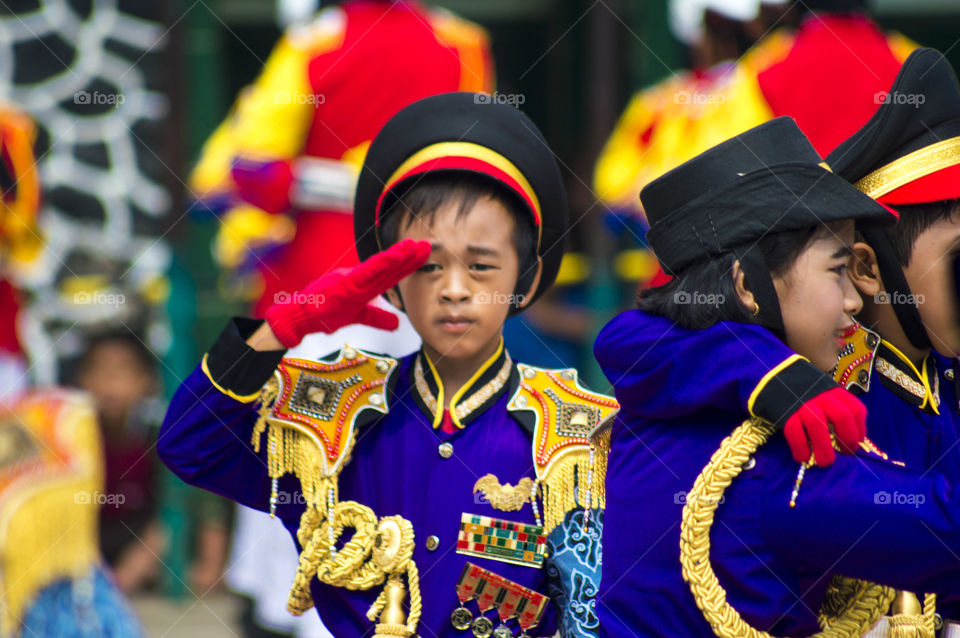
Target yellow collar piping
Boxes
[878,339,940,414]
[414,339,510,429]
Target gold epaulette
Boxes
[253,349,427,634]
[507,364,619,532]
[834,324,881,393]
[254,345,398,479]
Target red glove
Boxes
[231,158,294,215]
[264,239,431,348]
[783,387,866,467]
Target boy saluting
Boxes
[159,93,616,638]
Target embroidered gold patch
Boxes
[834,323,880,392]
[473,474,534,512]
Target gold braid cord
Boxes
[679,417,896,638]
[253,376,421,637]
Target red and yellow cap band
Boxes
[854,135,960,204]
[374,141,543,234]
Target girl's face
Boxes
[774,221,863,372]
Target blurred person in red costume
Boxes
[595,0,918,223]
[189,0,494,323]
[0,103,41,403]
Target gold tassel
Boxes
[1,393,102,636]
[888,615,932,638]
[539,449,603,535]
[252,378,330,514]
[887,591,936,638]
[593,428,610,506]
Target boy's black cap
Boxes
[827,47,960,205]
[827,47,960,352]
[641,116,896,274]
[354,92,568,306]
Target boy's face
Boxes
[903,214,960,357]
[774,221,863,372]
[78,342,155,427]
[388,196,526,365]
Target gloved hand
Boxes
[264,239,431,348]
[783,386,866,467]
[231,158,294,215]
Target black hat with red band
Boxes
[828,48,960,207]
[828,48,960,351]
[354,92,569,307]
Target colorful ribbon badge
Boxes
[451,562,548,637]
[457,513,546,568]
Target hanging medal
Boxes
[514,585,548,638]
[471,574,497,638]
[492,586,521,637]
[451,564,548,637]
[452,563,479,630]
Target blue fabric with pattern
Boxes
[20,566,144,638]
[545,508,602,638]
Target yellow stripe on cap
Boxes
[854,135,960,199]
[381,141,543,248]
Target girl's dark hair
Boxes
[378,171,539,294]
[638,225,830,331]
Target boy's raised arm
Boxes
[158,239,431,517]
[158,317,287,515]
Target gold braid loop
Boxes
[287,500,381,612]
[253,377,420,637]
[818,575,896,636]
[679,418,895,638]
[366,515,422,636]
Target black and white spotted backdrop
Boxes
[0,0,173,383]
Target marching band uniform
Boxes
[825,48,960,633]
[160,94,617,638]
[189,10,491,628]
[599,49,960,636]
[594,118,960,637]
